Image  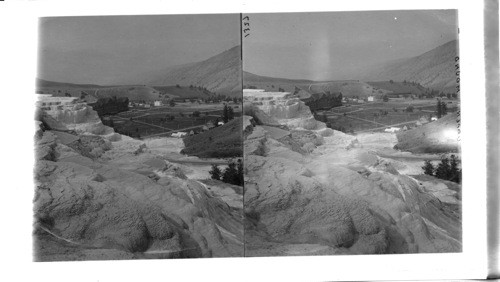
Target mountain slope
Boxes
[362,40,459,93]
[126,46,242,96]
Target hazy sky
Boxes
[38,14,240,85]
[243,10,458,81]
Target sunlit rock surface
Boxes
[34,98,243,261]
[243,89,326,130]
[243,90,461,256]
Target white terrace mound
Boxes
[243,89,328,131]
[37,95,120,141]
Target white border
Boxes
[0,0,487,281]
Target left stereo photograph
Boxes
[34,14,244,261]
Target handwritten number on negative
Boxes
[242,16,250,38]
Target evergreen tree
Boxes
[436,100,442,118]
[435,157,451,179]
[222,104,229,123]
[209,164,222,180]
[236,159,244,186]
[422,160,435,176]
[222,161,238,185]
[441,102,448,116]
[228,106,235,121]
[449,155,461,183]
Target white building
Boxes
[171,132,187,138]
[367,96,374,102]
[154,100,163,107]
[384,127,401,133]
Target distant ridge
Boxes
[121,46,242,96]
[36,78,103,89]
[243,40,459,94]
[361,40,459,93]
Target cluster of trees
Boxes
[203,94,241,104]
[436,100,448,118]
[305,93,343,112]
[209,159,244,186]
[422,155,461,183]
[222,104,235,123]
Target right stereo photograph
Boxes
[242,10,462,257]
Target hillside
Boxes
[307,80,392,97]
[243,72,313,93]
[36,79,214,101]
[361,40,459,93]
[152,86,212,99]
[395,113,460,154]
[243,72,313,85]
[126,46,242,96]
[181,117,243,158]
[367,81,428,95]
[95,86,160,101]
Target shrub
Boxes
[423,155,461,183]
[210,160,244,186]
[209,164,222,180]
[422,160,435,176]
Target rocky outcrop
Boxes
[243,102,281,127]
[36,98,120,141]
[34,100,243,261]
[243,89,327,130]
[243,94,461,256]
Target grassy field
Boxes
[107,102,241,138]
[109,116,213,137]
[321,99,459,133]
[181,117,243,158]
